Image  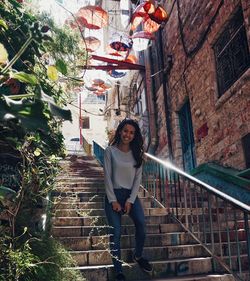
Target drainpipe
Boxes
[159,28,173,161]
[144,50,159,154]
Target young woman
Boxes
[104,118,152,281]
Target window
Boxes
[80,117,90,129]
[213,7,250,97]
[149,32,164,93]
[242,133,250,169]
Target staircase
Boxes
[51,155,236,281]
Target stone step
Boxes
[52,196,152,205]
[57,177,104,182]
[54,207,168,217]
[52,214,172,227]
[65,243,250,270]
[59,231,248,258]
[70,244,209,266]
[66,257,217,281]
[58,231,195,250]
[52,189,146,198]
[52,223,183,237]
[51,191,106,198]
[59,172,103,176]
[52,200,152,209]
[55,183,105,190]
[134,274,235,281]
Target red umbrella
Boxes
[131,1,168,33]
[143,17,160,33]
[149,5,168,24]
[106,45,128,59]
[76,6,108,30]
[130,1,155,31]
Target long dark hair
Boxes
[109,119,144,168]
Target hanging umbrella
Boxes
[106,45,128,59]
[92,78,105,86]
[143,17,160,33]
[84,36,101,52]
[131,1,168,33]
[110,33,133,52]
[83,70,108,88]
[130,1,155,31]
[132,31,155,51]
[76,6,108,30]
[65,17,78,29]
[149,5,168,24]
[85,85,97,91]
[108,69,127,79]
[124,54,138,64]
[100,82,112,90]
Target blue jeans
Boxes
[104,188,146,273]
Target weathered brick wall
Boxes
[154,0,250,169]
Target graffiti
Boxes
[0,154,22,191]
[162,261,189,277]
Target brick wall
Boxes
[147,0,250,170]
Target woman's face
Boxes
[119,124,136,145]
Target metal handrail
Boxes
[145,153,250,213]
[93,142,250,280]
[144,152,250,281]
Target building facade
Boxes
[144,0,250,172]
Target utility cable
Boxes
[176,0,224,58]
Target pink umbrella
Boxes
[84,36,101,52]
[76,6,108,30]
[131,1,168,33]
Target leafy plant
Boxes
[0,1,87,280]
[0,233,85,281]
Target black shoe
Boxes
[133,255,152,273]
[115,272,126,281]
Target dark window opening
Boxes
[80,117,90,129]
[149,32,164,93]
[242,133,250,169]
[213,7,250,97]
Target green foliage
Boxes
[0,1,86,281]
[0,234,85,281]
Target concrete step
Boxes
[66,257,218,281]
[57,231,196,250]
[65,241,247,266]
[52,200,152,209]
[57,177,104,182]
[134,274,234,281]
[70,244,209,266]
[53,207,168,217]
[52,196,152,206]
[52,214,172,227]
[54,184,105,191]
[52,189,146,198]
[52,223,184,237]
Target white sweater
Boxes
[104,146,142,204]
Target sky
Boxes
[38,0,96,26]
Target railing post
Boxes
[143,152,250,280]
[244,212,250,277]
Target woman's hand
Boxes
[112,201,122,212]
[124,201,132,214]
